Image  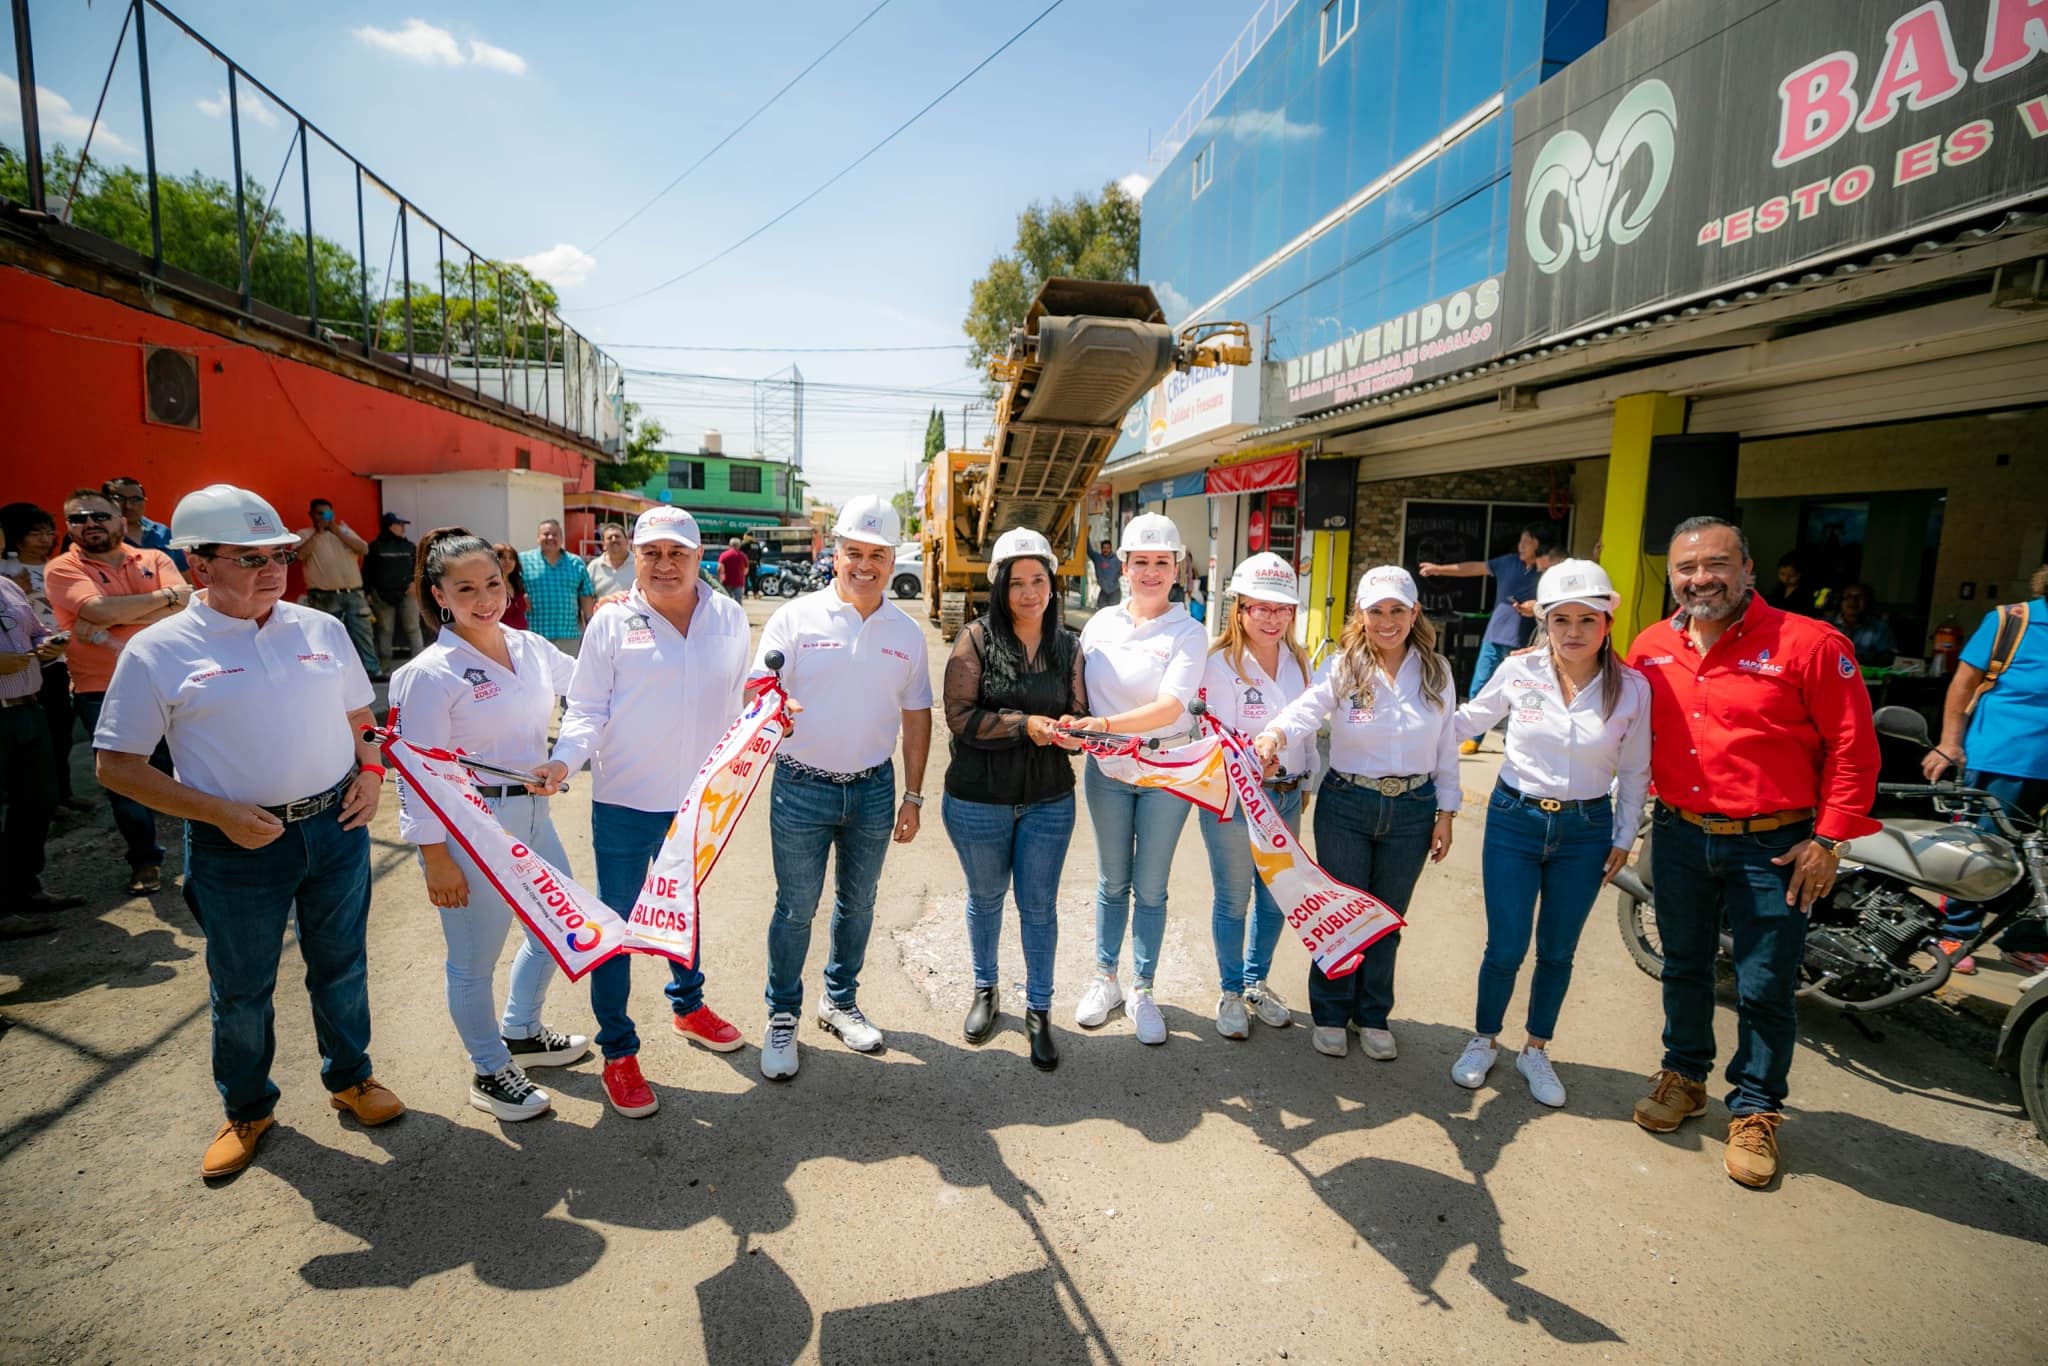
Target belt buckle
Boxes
[1538,797,1563,813]
[1375,776,1405,797]
[283,796,315,822]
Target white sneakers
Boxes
[760,1012,799,1081]
[1241,980,1292,1028]
[1130,987,1167,1045]
[1516,1046,1567,1107]
[817,999,883,1053]
[1074,974,1124,1029]
[1450,1036,1499,1089]
[1359,1028,1398,1061]
[1311,1026,1349,1057]
[1215,993,1250,1040]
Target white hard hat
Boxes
[1355,564,1419,611]
[633,505,701,549]
[1118,513,1184,556]
[834,494,900,547]
[1228,552,1298,605]
[1535,558,1620,615]
[988,526,1056,575]
[168,484,299,550]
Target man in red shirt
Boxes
[1625,516,1879,1188]
[716,537,750,604]
[45,487,190,893]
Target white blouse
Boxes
[1262,647,1462,812]
[1079,601,1208,742]
[1200,648,1314,778]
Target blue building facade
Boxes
[1138,0,1608,377]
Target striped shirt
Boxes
[0,573,49,701]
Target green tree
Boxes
[962,180,1141,371]
[922,407,946,464]
[890,487,920,536]
[595,400,666,492]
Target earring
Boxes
[439,606,454,624]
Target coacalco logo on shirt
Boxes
[462,666,501,701]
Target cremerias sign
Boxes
[1504,0,2048,347]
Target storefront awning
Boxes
[1206,452,1298,496]
[1137,471,1206,502]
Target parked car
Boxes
[892,542,923,600]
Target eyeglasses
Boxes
[1241,601,1294,618]
[203,548,298,570]
[65,511,114,525]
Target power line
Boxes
[602,341,969,354]
[570,0,1067,312]
[587,0,895,250]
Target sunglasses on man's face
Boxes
[66,511,115,525]
[205,548,299,570]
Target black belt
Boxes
[474,783,546,799]
[1265,776,1304,794]
[1496,780,1607,814]
[777,754,886,784]
[261,774,355,823]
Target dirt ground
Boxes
[4,598,2045,1364]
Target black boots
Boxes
[1026,1009,1058,1072]
[964,986,1000,1044]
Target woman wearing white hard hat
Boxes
[939,526,1086,1070]
[1066,512,1208,1045]
[1446,558,1650,1109]
[1198,553,1313,1039]
[1256,565,1460,1061]
[390,528,593,1122]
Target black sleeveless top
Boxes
[941,620,1088,805]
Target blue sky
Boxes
[12,0,1267,504]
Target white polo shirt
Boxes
[754,586,933,774]
[552,586,751,813]
[1263,647,1462,812]
[1456,650,1652,849]
[94,595,373,807]
[389,625,576,844]
[1200,648,1314,778]
[1079,602,1207,742]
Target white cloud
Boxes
[1116,171,1152,199]
[514,243,597,289]
[195,86,278,127]
[352,19,527,75]
[467,40,528,76]
[1201,107,1319,143]
[0,75,132,154]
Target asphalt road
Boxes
[5,595,2046,1363]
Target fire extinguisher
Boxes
[1931,617,1962,677]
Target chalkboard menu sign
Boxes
[1401,502,1488,616]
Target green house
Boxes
[635,443,809,541]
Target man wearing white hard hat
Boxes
[1446,559,1651,1111]
[750,493,933,1079]
[1197,552,1315,1040]
[1258,565,1461,1060]
[1067,512,1210,1045]
[94,484,404,1178]
[533,505,752,1117]
[938,526,1087,1071]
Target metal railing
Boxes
[1146,0,1299,177]
[2,0,621,452]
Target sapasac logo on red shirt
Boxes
[1737,649,1785,677]
[1639,654,1675,666]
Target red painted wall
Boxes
[1,265,594,547]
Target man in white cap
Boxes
[536,504,752,1117]
[752,493,933,1080]
[93,484,404,1179]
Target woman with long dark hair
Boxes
[940,528,1087,1070]
[1447,559,1650,1109]
[1257,566,1460,1061]
[493,542,530,631]
[1,501,85,813]
[389,527,591,1122]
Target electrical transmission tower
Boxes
[754,365,804,470]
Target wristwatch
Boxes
[1811,834,1843,855]
[901,791,925,808]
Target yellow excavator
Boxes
[923,277,1250,639]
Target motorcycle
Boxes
[1614,705,2048,1141]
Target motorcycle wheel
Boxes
[1617,889,1665,980]
[2022,1010,2048,1146]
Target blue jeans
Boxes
[942,791,1075,1011]
[1938,770,2048,952]
[1475,788,1613,1040]
[1469,640,1513,701]
[426,794,563,1074]
[1307,776,1439,1028]
[589,800,712,1053]
[75,690,171,869]
[184,806,373,1122]
[1652,804,1811,1115]
[764,762,896,1014]
[1084,758,1193,985]
[1198,785,1302,993]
